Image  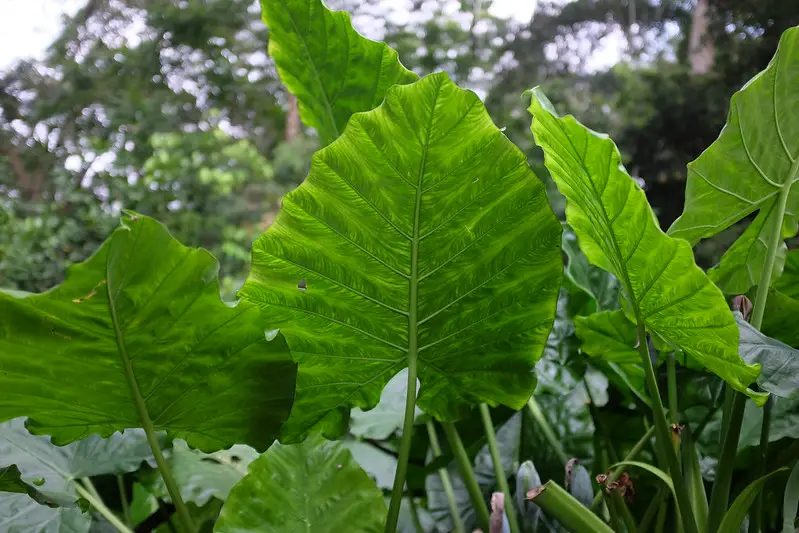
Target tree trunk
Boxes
[688,0,714,75]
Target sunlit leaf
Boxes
[669,27,799,295]
[0,213,297,451]
[215,435,387,532]
[528,88,764,404]
[242,73,563,441]
[260,0,418,146]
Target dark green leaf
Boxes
[260,0,418,145]
[0,213,297,451]
[774,250,799,299]
[528,89,765,404]
[215,435,387,532]
[717,468,789,533]
[242,73,563,441]
[783,460,799,533]
[562,225,619,313]
[736,312,799,398]
[755,288,799,349]
[669,27,799,294]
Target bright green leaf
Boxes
[528,88,765,404]
[669,27,799,294]
[0,213,297,451]
[736,312,799,398]
[242,73,563,441]
[575,311,638,364]
[718,468,789,533]
[214,434,387,533]
[260,0,418,146]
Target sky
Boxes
[0,0,542,68]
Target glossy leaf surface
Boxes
[242,73,563,440]
[669,27,799,294]
[528,89,764,403]
[214,434,387,533]
[0,214,297,451]
[260,0,417,145]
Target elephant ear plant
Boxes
[0,0,798,532]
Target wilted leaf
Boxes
[260,0,417,146]
[669,27,799,294]
[528,88,764,404]
[242,73,563,441]
[215,435,387,532]
[0,213,297,451]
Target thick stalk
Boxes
[441,421,491,531]
[385,355,419,532]
[611,490,638,533]
[527,481,615,533]
[527,397,569,465]
[635,322,699,533]
[707,389,747,532]
[667,354,681,462]
[408,494,424,533]
[426,420,465,533]
[479,404,520,533]
[749,396,774,533]
[107,284,195,533]
[75,482,134,533]
[117,474,132,528]
[591,424,657,510]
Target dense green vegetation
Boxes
[1,0,798,532]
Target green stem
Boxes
[635,322,699,533]
[611,490,638,533]
[107,283,195,533]
[408,494,424,533]
[117,474,132,528]
[667,354,680,459]
[75,482,134,533]
[707,388,747,533]
[385,356,419,532]
[81,477,102,502]
[638,488,668,533]
[426,420,465,533]
[654,501,668,533]
[527,397,569,465]
[479,404,520,533]
[441,421,491,531]
[749,396,774,533]
[591,424,657,510]
[527,481,614,533]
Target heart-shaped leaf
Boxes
[528,89,764,404]
[241,72,563,441]
[669,27,799,295]
[0,213,297,451]
[215,434,387,532]
[261,0,417,146]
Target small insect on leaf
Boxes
[297,279,307,292]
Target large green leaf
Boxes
[0,213,297,450]
[736,313,799,398]
[668,27,799,294]
[528,88,764,404]
[261,0,418,146]
[350,368,421,440]
[0,418,155,533]
[241,72,563,440]
[214,435,387,533]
